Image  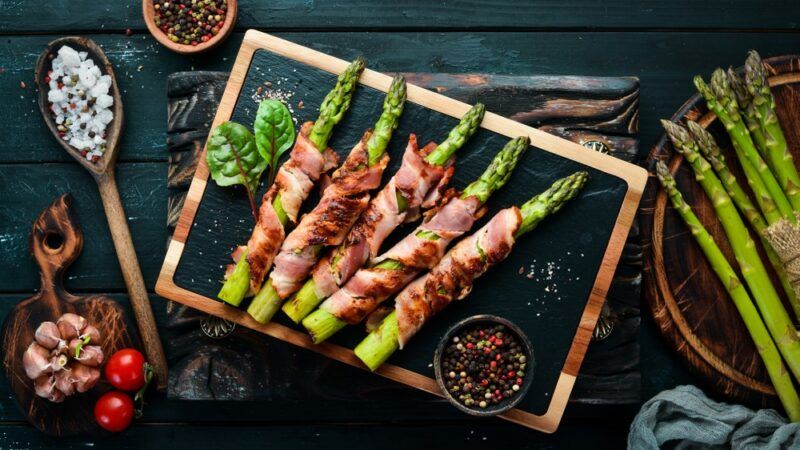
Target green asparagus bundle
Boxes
[302,137,529,343]
[655,161,800,422]
[695,69,795,223]
[355,171,587,371]
[686,120,800,320]
[662,120,800,382]
[218,58,366,306]
[277,104,486,324]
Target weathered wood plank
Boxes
[5,31,800,164]
[0,163,167,292]
[1,0,798,32]
[0,291,634,423]
[0,421,629,449]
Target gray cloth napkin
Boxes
[628,385,800,449]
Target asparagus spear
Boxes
[727,69,771,162]
[308,57,367,150]
[246,75,410,322]
[280,103,486,323]
[355,172,588,371]
[694,70,795,223]
[745,50,800,211]
[302,136,529,343]
[655,161,800,422]
[687,121,800,320]
[218,58,366,306]
[662,120,800,382]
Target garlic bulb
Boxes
[23,313,103,402]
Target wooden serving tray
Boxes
[642,55,800,410]
[155,30,646,432]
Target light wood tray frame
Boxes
[156,30,647,433]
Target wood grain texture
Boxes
[0,163,167,293]
[9,31,800,165]
[155,31,646,433]
[642,55,800,409]
[2,0,800,32]
[164,69,641,404]
[0,195,139,436]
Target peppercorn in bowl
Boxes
[142,0,237,54]
[433,315,534,417]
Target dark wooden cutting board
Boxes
[161,69,642,407]
[0,195,139,436]
[642,55,800,410]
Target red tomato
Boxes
[105,348,146,391]
[94,391,134,432]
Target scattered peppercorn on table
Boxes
[3,0,800,447]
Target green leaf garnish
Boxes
[254,99,296,184]
[206,121,267,222]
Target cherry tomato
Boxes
[94,391,134,432]
[105,348,146,391]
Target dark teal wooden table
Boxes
[2,1,799,447]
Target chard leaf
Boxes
[206,121,266,221]
[254,99,295,183]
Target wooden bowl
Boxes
[433,315,534,417]
[142,0,237,55]
[641,55,800,410]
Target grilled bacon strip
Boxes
[310,134,454,300]
[269,130,390,298]
[396,207,520,347]
[319,194,483,325]
[243,122,339,294]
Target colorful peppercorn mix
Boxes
[152,0,228,46]
[441,324,528,409]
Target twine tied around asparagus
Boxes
[764,217,800,299]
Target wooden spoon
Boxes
[34,36,168,390]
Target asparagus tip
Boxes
[746,49,763,69]
[693,75,711,97]
[686,120,719,158]
[661,120,695,153]
[655,161,674,187]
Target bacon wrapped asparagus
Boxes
[218,58,365,306]
[302,136,530,343]
[245,75,407,321]
[280,104,487,323]
[354,172,588,370]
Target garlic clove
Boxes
[70,363,100,393]
[74,345,104,367]
[34,321,63,350]
[54,367,76,397]
[34,374,64,402]
[80,325,101,344]
[50,353,69,372]
[22,342,53,380]
[56,313,86,340]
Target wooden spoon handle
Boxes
[96,173,168,390]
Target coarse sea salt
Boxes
[47,45,114,163]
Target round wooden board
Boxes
[642,55,800,410]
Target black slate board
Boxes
[168,48,630,417]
